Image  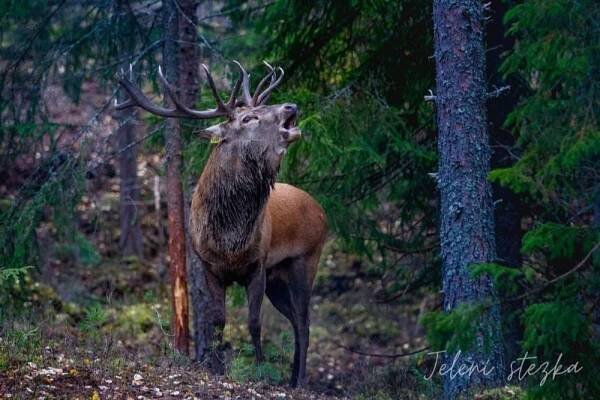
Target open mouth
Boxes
[283,113,297,130]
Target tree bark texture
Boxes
[163,0,190,354]
[433,1,506,398]
[115,0,143,259]
[116,90,143,258]
[174,0,214,364]
[185,178,214,363]
[486,0,523,363]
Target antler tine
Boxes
[227,66,243,109]
[114,66,232,119]
[114,97,135,110]
[251,61,275,105]
[116,73,188,118]
[201,64,229,113]
[256,66,284,105]
[157,65,197,113]
[233,60,253,106]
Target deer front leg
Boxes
[245,264,266,363]
[205,269,226,374]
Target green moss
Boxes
[114,303,166,339]
[227,332,293,384]
[474,386,524,400]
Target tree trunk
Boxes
[116,90,144,258]
[185,178,214,363]
[486,0,523,363]
[115,0,143,259]
[432,1,506,398]
[174,0,214,364]
[163,0,190,354]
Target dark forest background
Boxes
[0,1,598,399]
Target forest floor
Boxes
[0,248,436,399]
[1,360,336,399]
[0,240,438,399]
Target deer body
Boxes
[189,138,327,386]
[116,61,327,387]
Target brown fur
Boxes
[189,139,327,387]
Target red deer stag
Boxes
[115,61,327,387]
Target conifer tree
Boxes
[431,0,505,397]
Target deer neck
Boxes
[193,142,276,257]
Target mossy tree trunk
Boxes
[432,0,506,398]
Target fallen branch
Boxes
[331,340,429,359]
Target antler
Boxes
[115,63,242,119]
[232,60,285,107]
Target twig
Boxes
[424,89,436,102]
[331,340,429,359]
[507,241,600,302]
[106,123,164,161]
[486,85,510,99]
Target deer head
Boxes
[115,61,301,169]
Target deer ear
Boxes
[199,122,224,141]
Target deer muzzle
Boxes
[280,103,301,143]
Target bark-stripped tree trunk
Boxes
[486,0,522,363]
[116,90,144,258]
[163,0,190,354]
[432,1,506,398]
[174,0,214,364]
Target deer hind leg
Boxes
[266,256,314,388]
[245,263,266,363]
[266,261,299,382]
[205,269,226,374]
[288,256,314,388]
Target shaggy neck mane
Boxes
[198,142,276,254]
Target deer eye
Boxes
[242,115,257,123]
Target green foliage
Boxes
[279,89,436,259]
[0,157,86,309]
[494,0,599,213]
[0,0,163,310]
[491,2,600,398]
[0,324,42,371]
[522,301,588,356]
[520,300,600,399]
[0,266,33,312]
[54,232,101,267]
[78,303,108,338]
[351,363,440,400]
[227,331,294,384]
[227,283,247,308]
[0,266,33,287]
[420,304,484,353]
[111,303,170,343]
[470,263,530,296]
[521,223,596,261]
